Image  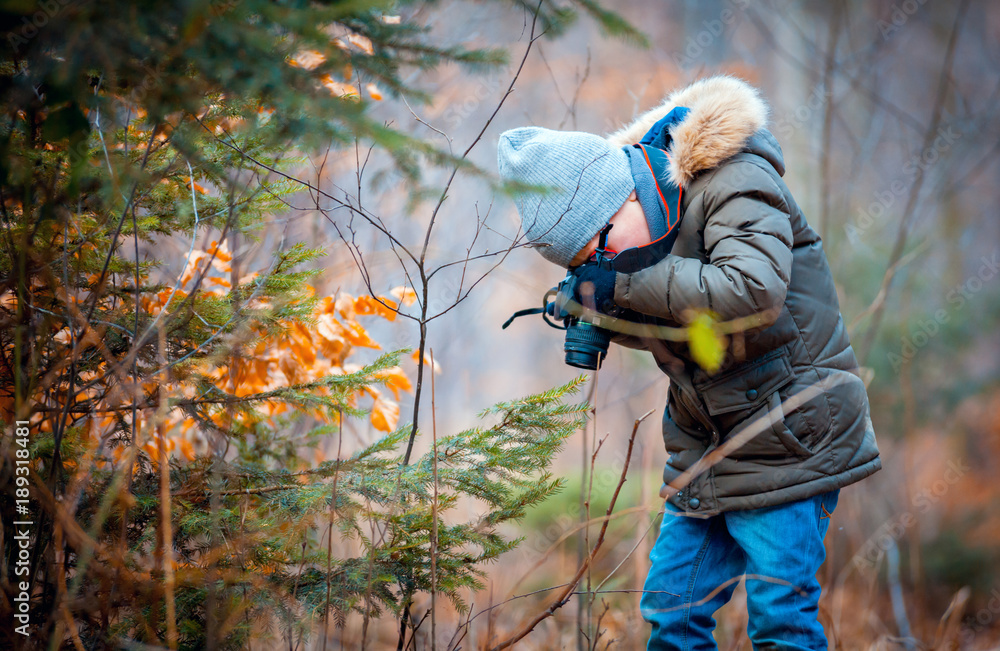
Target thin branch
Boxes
[591,502,664,596]
[430,347,439,651]
[847,241,929,335]
[818,0,843,245]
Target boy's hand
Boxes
[572,263,618,314]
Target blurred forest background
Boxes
[2,0,999,649]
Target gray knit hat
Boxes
[497,126,634,268]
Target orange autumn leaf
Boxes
[411,350,442,374]
[320,337,350,366]
[354,295,398,321]
[334,293,356,319]
[186,178,210,195]
[346,33,374,55]
[375,366,413,400]
[316,313,343,342]
[208,240,232,274]
[391,285,418,307]
[254,357,270,384]
[370,395,399,432]
[279,348,302,384]
[289,49,326,70]
[365,83,383,101]
[315,314,351,364]
[179,253,209,285]
[157,288,187,305]
[318,295,337,314]
[142,437,174,462]
[28,277,415,471]
[178,437,196,461]
[320,75,359,99]
[340,319,379,349]
[206,239,232,262]
[288,327,317,367]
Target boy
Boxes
[497,75,881,650]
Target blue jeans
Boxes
[641,489,839,650]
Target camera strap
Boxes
[501,306,544,329]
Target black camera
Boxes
[548,256,621,370]
[504,225,620,370]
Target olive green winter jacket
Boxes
[605,76,881,515]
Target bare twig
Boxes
[818,0,843,245]
[322,409,344,651]
[430,347,440,651]
[156,324,179,650]
[847,241,929,335]
[591,502,664,597]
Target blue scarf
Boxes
[622,106,690,243]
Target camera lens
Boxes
[564,321,611,370]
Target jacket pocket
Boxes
[692,348,813,462]
[725,391,812,461]
[694,348,794,418]
[764,391,814,458]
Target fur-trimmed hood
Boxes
[606,76,778,188]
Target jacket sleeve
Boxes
[614,160,794,324]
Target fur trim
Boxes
[606,75,769,188]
